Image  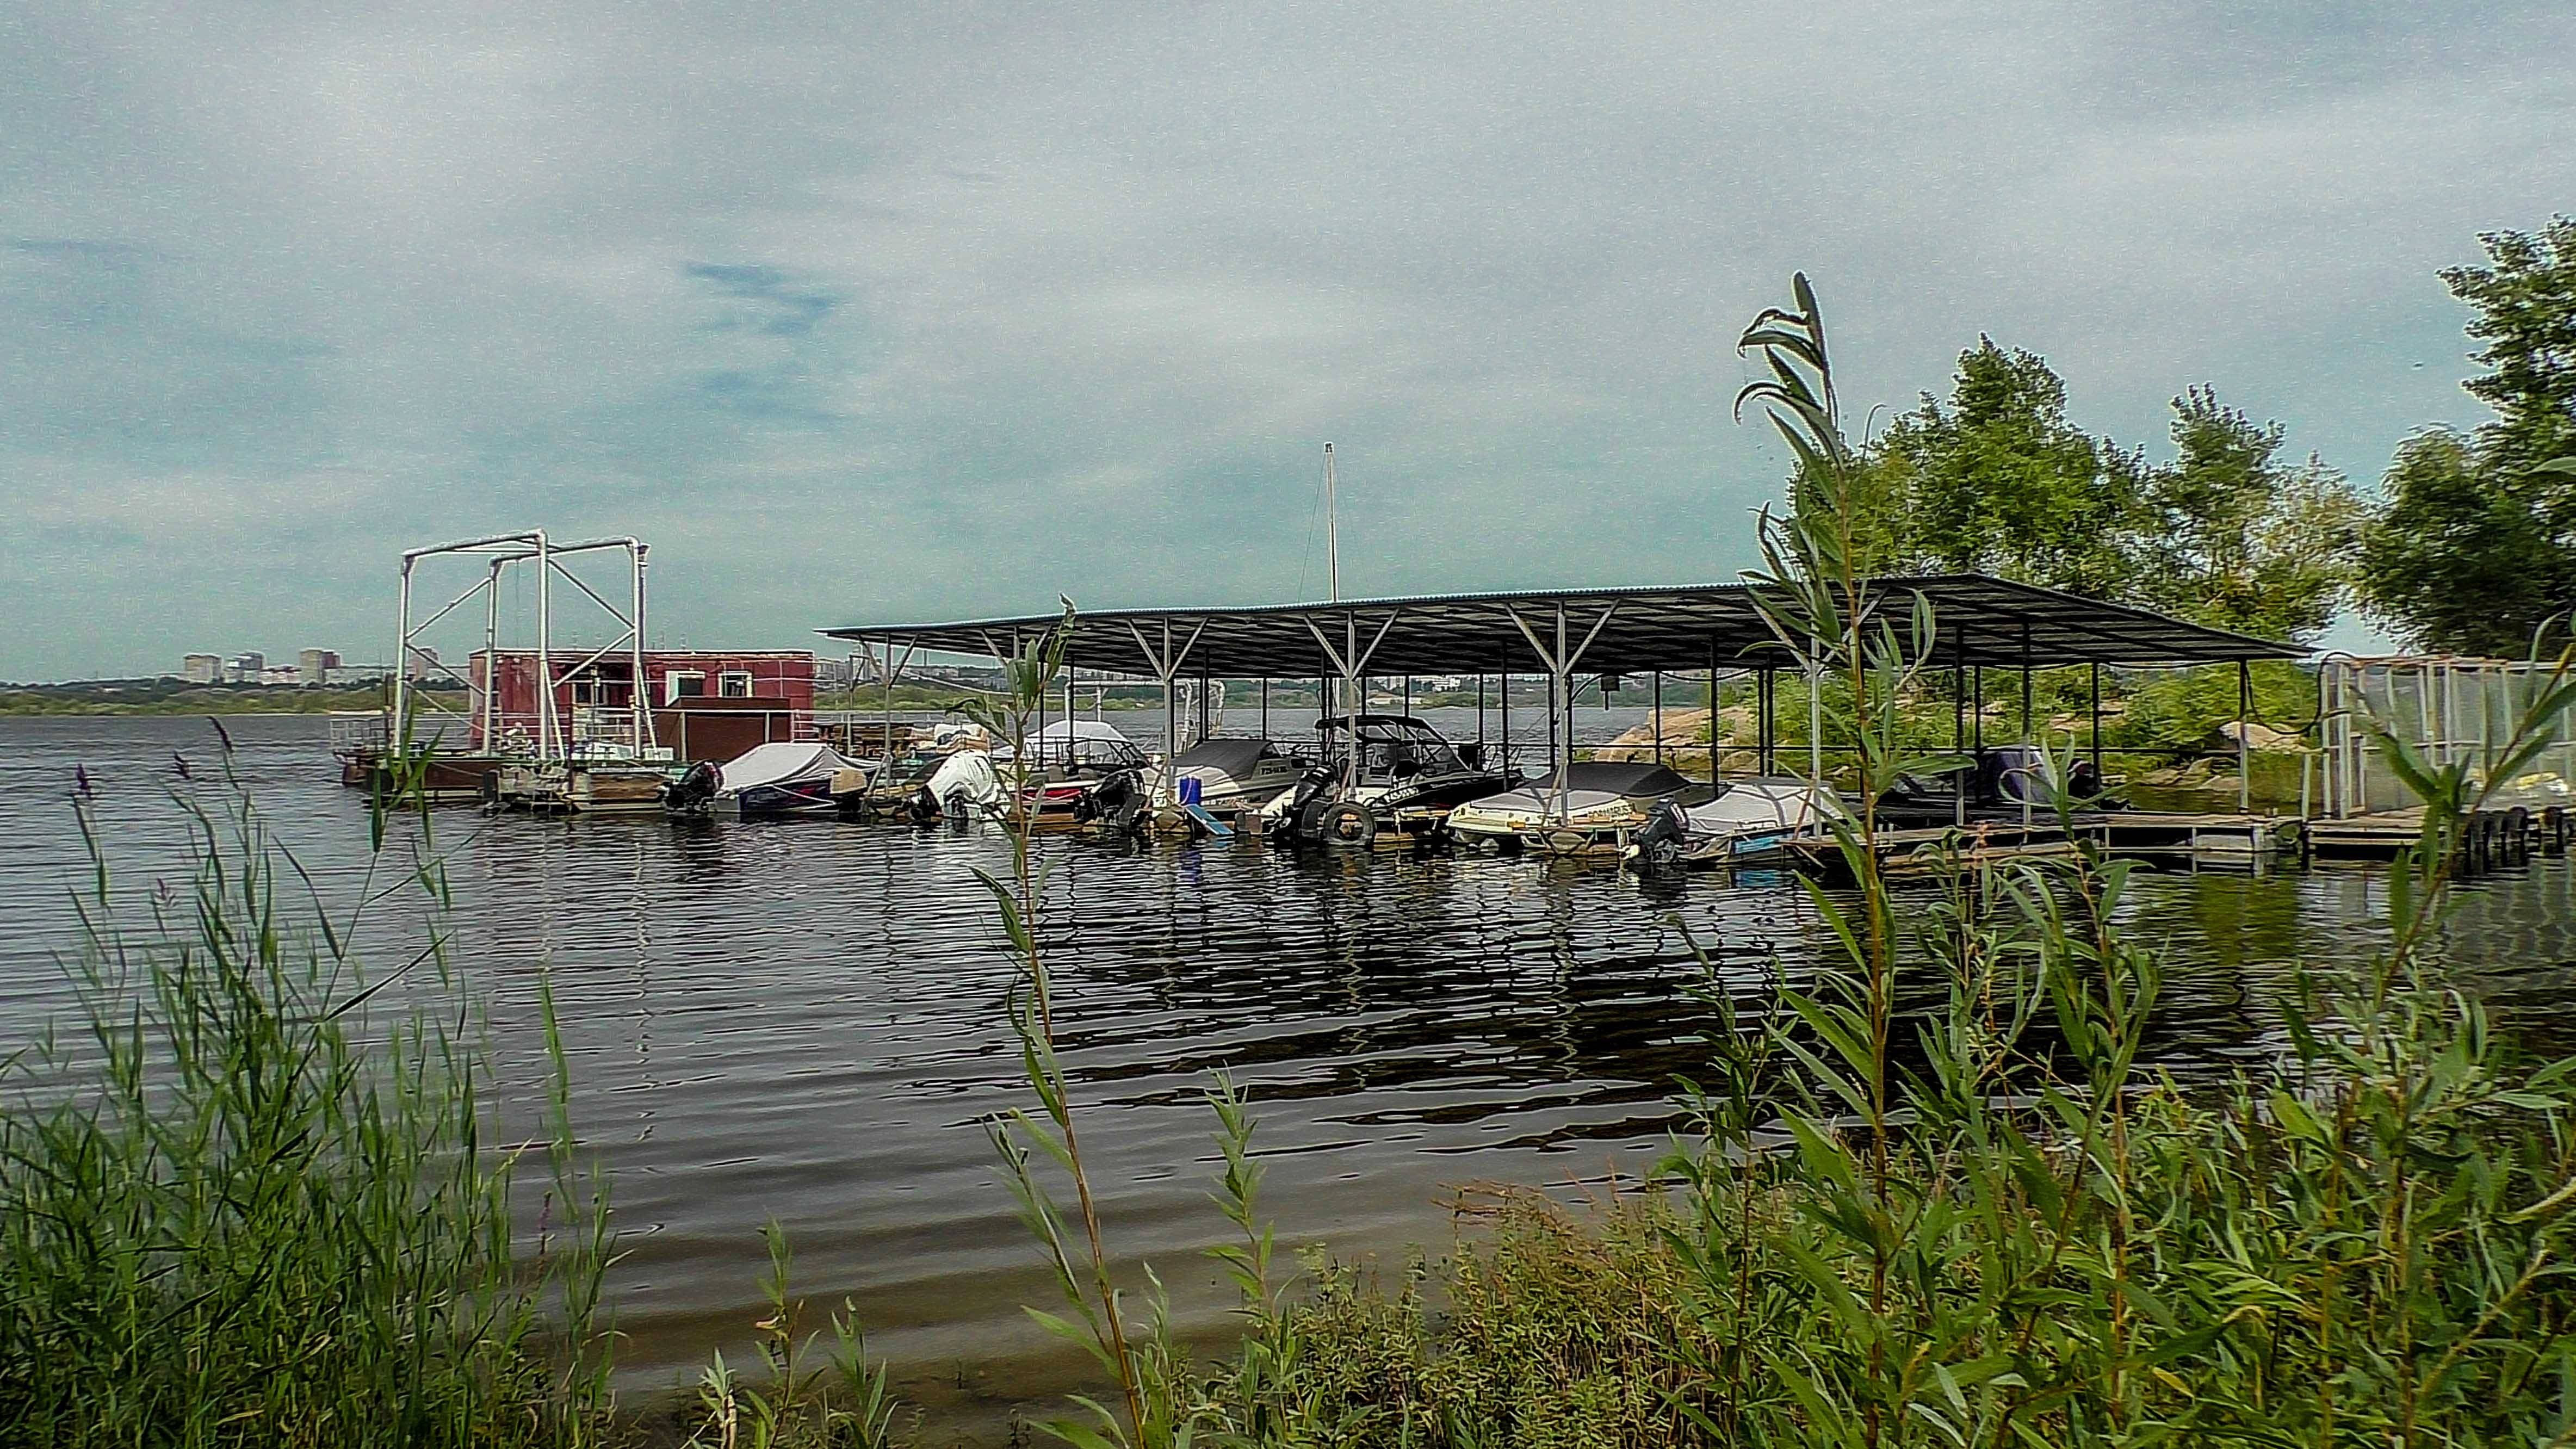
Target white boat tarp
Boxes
[1680,778,1840,834]
[718,741,866,794]
[1025,718,1142,767]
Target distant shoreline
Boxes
[0,689,461,720]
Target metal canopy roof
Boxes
[820,575,2303,680]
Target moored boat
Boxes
[1625,777,1842,870]
[1147,737,1311,813]
[1447,760,1714,856]
[1260,714,1510,846]
[666,741,874,819]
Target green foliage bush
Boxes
[0,771,611,1449]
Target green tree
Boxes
[2365,428,2566,655]
[1867,338,2145,595]
[2364,219,2576,652]
[2446,218,2576,476]
[2138,385,2362,642]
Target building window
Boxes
[719,671,754,698]
[666,671,705,703]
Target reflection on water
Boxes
[8,714,2576,1436]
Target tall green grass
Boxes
[0,753,613,1449]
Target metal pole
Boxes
[1500,664,1511,776]
[1954,626,1967,828]
[1196,665,1211,744]
[481,560,501,750]
[1260,676,1270,739]
[1755,667,1769,775]
[2020,622,2034,831]
[2089,661,2102,792]
[633,543,653,750]
[1652,670,1663,766]
[1546,672,1559,777]
[1553,602,1571,822]
[883,641,899,770]
[2020,621,2033,742]
[1342,611,1359,790]
[1476,673,1486,752]
[2239,658,2253,814]
[1165,619,1179,796]
[1323,442,1340,603]
[535,531,556,760]
[1402,674,1411,716]
[1806,661,1824,785]
[394,558,413,748]
[1708,635,1722,784]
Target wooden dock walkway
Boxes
[1785,811,2288,877]
[2302,805,2573,870]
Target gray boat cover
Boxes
[1173,738,1273,776]
[1522,760,1695,798]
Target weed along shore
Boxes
[16,280,2576,1447]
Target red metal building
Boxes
[472,649,817,762]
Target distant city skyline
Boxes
[9,3,2573,678]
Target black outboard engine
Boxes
[1280,765,1339,844]
[1977,746,2049,807]
[1075,769,1134,823]
[1629,797,1691,871]
[903,784,941,824]
[664,760,720,814]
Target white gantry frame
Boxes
[391,531,652,761]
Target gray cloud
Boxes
[2,0,2570,676]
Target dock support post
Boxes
[1807,660,1824,786]
[2089,661,2102,792]
[1546,672,1558,778]
[1954,626,1968,828]
[1757,666,1775,775]
[2020,621,2033,745]
[1708,635,1722,784]
[1260,677,1269,739]
[1196,665,1211,745]
[1500,666,1510,775]
[1475,673,1485,756]
[2238,659,2253,814]
[1652,670,1663,766]
[1973,665,1983,758]
[2019,624,2034,829]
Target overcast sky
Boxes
[4,1,2571,679]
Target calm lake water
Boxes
[8,713,2576,1442]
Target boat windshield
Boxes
[1314,714,1465,779]
[1171,738,1280,777]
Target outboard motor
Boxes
[1627,797,1691,871]
[903,784,941,824]
[664,760,720,814]
[1279,765,1339,844]
[1977,746,2049,807]
[1075,769,1135,824]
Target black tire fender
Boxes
[1319,801,1377,847]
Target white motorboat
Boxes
[665,740,872,819]
[1258,714,1512,846]
[1447,760,1714,855]
[1148,737,1311,812]
[1625,777,1842,869]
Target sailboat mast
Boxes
[1323,441,1340,603]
